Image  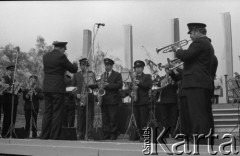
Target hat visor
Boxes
[134,65,143,68]
[104,63,113,65]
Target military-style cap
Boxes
[52,41,68,49]
[79,58,89,66]
[187,23,206,34]
[134,60,145,68]
[6,65,15,71]
[104,58,114,65]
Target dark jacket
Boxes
[176,36,214,90]
[2,75,22,95]
[159,76,178,104]
[102,70,123,105]
[23,86,43,110]
[42,49,78,93]
[71,71,95,105]
[134,73,152,106]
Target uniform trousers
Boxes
[63,105,76,128]
[156,103,179,137]
[40,93,64,140]
[133,105,149,136]
[24,106,39,137]
[77,104,94,139]
[102,104,118,137]
[1,93,18,138]
[179,88,214,144]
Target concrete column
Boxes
[223,12,233,79]
[83,29,92,70]
[173,18,180,58]
[123,25,133,70]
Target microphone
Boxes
[95,23,105,28]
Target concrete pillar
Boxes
[173,18,180,58]
[223,12,233,79]
[123,25,133,70]
[83,29,92,70]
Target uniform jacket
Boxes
[71,71,95,105]
[42,49,78,93]
[23,86,43,110]
[102,70,123,105]
[2,75,22,95]
[158,75,178,104]
[134,73,152,106]
[176,36,214,90]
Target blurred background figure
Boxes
[213,76,222,104]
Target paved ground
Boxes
[0,136,239,156]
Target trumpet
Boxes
[159,58,183,71]
[156,39,190,53]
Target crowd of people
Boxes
[0,22,224,144]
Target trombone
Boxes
[156,39,191,53]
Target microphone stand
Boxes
[6,47,20,138]
[84,23,103,141]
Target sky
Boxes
[0,0,240,78]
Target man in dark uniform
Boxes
[41,41,78,140]
[23,75,43,138]
[71,58,96,140]
[132,60,152,140]
[156,68,178,138]
[101,58,122,140]
[1,65,20,138]
[172,23,215,144]
[63,74,76,128]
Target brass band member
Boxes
[156,68,178,138]
[41,41,78,140]
[171,23,215,144]
[71,58,96,140]
[132,60,152,140]
[1,65,20,138]
[101,58,122,140]
[62,74,76,128]
[23,75,43,138]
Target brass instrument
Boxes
[156,39,190,53]
[94,72,108,106]
[79,72,88,106]
[129,70,139,102]
[26,83,37,102]
[0,78,9,95]
[159,58,183,72]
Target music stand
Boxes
[122,70,142,141]
[227,78,240,140]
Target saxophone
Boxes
[79,72,88,106]
[95,72,107,106]
[129,71,139,102]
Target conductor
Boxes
[40,41,78,140]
